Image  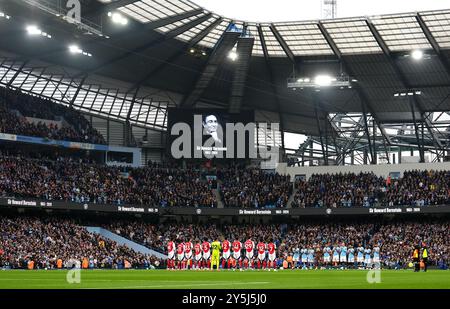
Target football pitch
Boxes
[0,269,449,289]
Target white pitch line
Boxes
[0,279,256,282]
[82,282,270,289]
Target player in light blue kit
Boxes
[332,245,340,268]
[301,249,308,269]
[307,248,315,270]
[323,245,331,269]
[364,248,372,269]
[357,245,364,269]
[339,245,347,269]
[372,245,381,269]
[347,247,355,269]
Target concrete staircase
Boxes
[85,226,167,259]
[286,185,299,209]
[213,180,224,208]
[213,189,224,208]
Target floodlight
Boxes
[1,12,11,19]
[288,75,352,89]
[68,45,92,57]
[228,51,238,61]
[26,25,41,35]
[394,89,422,98]
[314,75,333,87]
[110,12,128,25]
[69,45,82,54]
[26,25,51,38]
[411,50,423,61]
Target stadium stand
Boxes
[0,214,163,269]
[0,152,448,208]
[291,171,450,208]
[0,154,217,207]
[0,87,106,144]
[219,168,292,208]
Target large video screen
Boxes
[168,109,255,159]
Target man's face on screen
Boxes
[203,115,218,134]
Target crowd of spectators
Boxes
[107,221,220,254]
[0,155,217,207]
[385,170,449,206]
[219,168,292,208]
[371,221,449,269]
[291,171,450,208]
[0,215,162,269]
[0,87,105,144]
[0,150,448,209]
[130,167,216,207]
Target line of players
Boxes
[166,237,277,271]
[167,237,382,270]
[291,245,381,269]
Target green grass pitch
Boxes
[0,269,449,289]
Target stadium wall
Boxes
[2,197,449,216]
[277,162,450,179]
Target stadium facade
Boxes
[0,0,449,166]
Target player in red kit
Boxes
[267,239,277,271]
[257,239,267,270]
[244,238,255,270]
[232,238,242,271]
[184,240,193,270]
[221,239,231,270]
[167,238,175,270]
[176,241,185,270]
[193,241,202,270]
[201,238,211,270]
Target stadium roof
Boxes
[0,0,449,161]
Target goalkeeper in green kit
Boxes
[211,236,222,271]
